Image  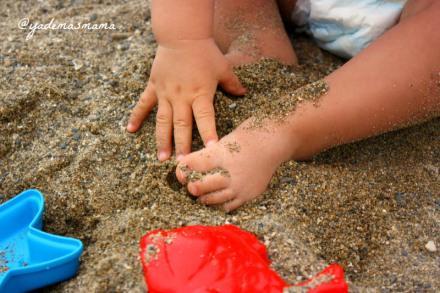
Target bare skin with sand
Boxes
[129,0,440,211]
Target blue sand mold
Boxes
[0,190,83,292]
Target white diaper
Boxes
[292,0,408,58]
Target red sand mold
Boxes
[140,225,348,292]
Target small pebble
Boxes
[225,120,233,129]
[112,33,130,41]
[89,13,98,22]
[4,58,15,67]
[109,80,119,87]
[72,59,83,71]
[395,192,406,206]
[116,43,130,51]
[423,164,439,176]
[425,241,436,252]
[435,199,440,210]
[72,133,81,141]
[280,177,297,185]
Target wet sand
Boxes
[0,0,439,292]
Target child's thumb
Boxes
[219,69,247,96]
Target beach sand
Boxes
[0,0,439,291]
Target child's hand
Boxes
[127,38,246,161]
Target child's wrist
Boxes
[271,118,319,163]
[281,127,305,163]
[262,122,304,165]
[151,0,214,45]
[287,122,329,161]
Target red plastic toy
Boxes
[140,225,348,293]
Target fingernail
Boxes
[158,151,168,161]
[188,184,198,195]
[176,155,184,162]
[175,167,183,180]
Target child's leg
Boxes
[213,0,297,65]
[176,0,440,211]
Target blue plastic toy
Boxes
[0,189,83,292]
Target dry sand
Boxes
[0,0,439,292]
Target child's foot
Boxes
[176,119,295,212]
[225,27,298,67]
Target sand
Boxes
[0,0,439,292]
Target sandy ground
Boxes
[0,0,439,292]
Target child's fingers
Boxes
[219,67,247,96]
[192,97,218,146]
[175,152,220,185]
[223,198,244,213]
[175,163,187,184]
[187,173,230,196]
[155,99,173,161]
[127,84,158,132]
[198,189,235,205]
[173,103,193,159]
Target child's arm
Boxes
[127,0,246,161]
[286,1,440,161]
